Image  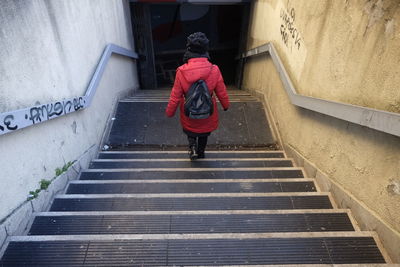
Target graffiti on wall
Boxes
[27,97,85,124]
[0,115,18,132]
[0,97,86,135]
[280,6,302,51]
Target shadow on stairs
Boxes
[0,91,392,265]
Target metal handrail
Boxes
[0,44,138,136]
[238,43,400,137]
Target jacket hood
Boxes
[179,58,213,84]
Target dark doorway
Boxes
[130,2,250,89]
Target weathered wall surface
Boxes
[0,0,138,221]
[243,0,400,234]
[247,0,400,112]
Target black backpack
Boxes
[184,79,214,119]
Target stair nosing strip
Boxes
[69,178,315,184]
[120,100,169,102]
[91,158,295,162]
[163,265,390,267]
[164,265,390,267]
[122,98,170,99]
[121,98,258,99]
[119,100,257,103]
[123,94,256,97]
[55,192,330,198]
[124,96,256,97]
[124,98,257,100]
[82,167,303,172]
[129,94,253,96]
[34,209,352,216]
[9,231,379,242]
[99,151,285,154]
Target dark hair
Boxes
[186,32,209,54]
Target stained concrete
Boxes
[0,0,138,221]
[244,0,400,261]
[284,143,400,262]
[107,102,276,148]
[0,144,97,256]
[248,0,400,112]
[0,225,6,250]
[3,204,33,238]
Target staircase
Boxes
[0,91,390,265]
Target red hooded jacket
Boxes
[165,58,230,133]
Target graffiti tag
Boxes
[280,7,302,51]
[0,115,18,132]
[0,97,85,134]
[27,97,84,124]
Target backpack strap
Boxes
[184,65,215,98]
[207,65,214,96]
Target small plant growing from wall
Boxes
[27,161,76,200]
[27,189,41,201]
[55,161,75,176]
[39,179,51,190]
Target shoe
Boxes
[189,146,198,161]
[197,152,205,159]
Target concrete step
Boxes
[128,93,254,97]
[1,232,387,265]
[98,150,286,159]
[107,102,275,147]
[88,158,295,169]
[124,94,257,99]
[66,179,317,194]
[121,98,259,102]
[126,95,255,98]
[124,91,258,102]
[50,193,334,211]
[3,148,390,266]
[129,89,253,97]
[79,168,305,180]
[29,210,356,235]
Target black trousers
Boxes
[187,135,208,154]
[183,129,210,154]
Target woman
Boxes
[166,32,230,160]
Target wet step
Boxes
[29,211,355,235]
[1,233,386,266]
[50,194,333,211]
[79,168,304,180]
[89,159,294,169]
[98,151,286,159]
[66,179,316,194]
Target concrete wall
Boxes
[0,0,138,221]
[243,0,400,249]
[246,0,400,112]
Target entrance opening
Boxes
[130,2,250,89]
